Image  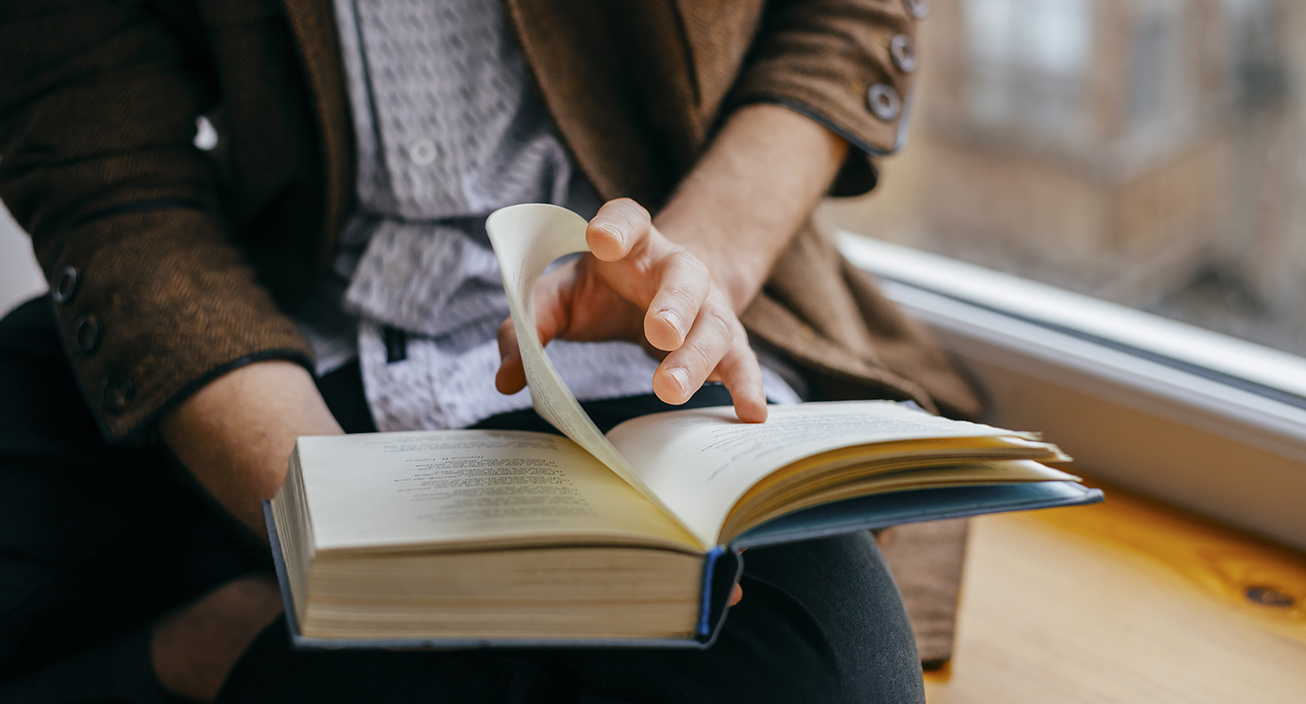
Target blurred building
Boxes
[824,0,1305,354]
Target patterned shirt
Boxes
[296,0,801,432]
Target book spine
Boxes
[697,546,727,637]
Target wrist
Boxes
[160,360,342,536]
[652,104,849,314]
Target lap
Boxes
[0,297,924,703]
[545,532,924,703]
[0,297,262,682]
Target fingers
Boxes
[652,293,768,423]
[494,318,526,395]
[587,198,651,262]
[495,270,576,395]
[728,582,743,607]
[711,327,769,423]
[644,249,710,352]
[570,198,769,423]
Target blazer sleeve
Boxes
[0,3,313,443]
[728,0,925,195]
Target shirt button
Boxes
[73,314,101,354]
[867,83,903,122]
[903,0,929,19]
[100,374,134,413]
[890,35,917,73]
[407,137,438,167]
[51,265,79,304]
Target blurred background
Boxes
[822,0,1306,356]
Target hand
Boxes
[495,198,768,423]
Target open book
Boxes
[267,204,1103,648]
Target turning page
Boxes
[485,204,705,547]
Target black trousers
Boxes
[0,296,925,703]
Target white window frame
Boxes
[839,232,1306,551]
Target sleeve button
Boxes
[52,266,79,304]
[100,375,134,413]
[73,315,102,354]
[867,84,903,122]
[891,35,917,73]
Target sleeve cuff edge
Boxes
[94,348,315,446]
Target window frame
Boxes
[839,232,1306,551]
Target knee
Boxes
[716,535,926,703]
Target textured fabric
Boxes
[730,0,915,158]
[0,298,268,689]
[878,519,971,668]
[0,0,974,442]
[335,0,580,221]
[317,0,799,430]
[43,209,314,440]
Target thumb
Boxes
[494,273,573,395]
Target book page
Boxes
[606,401,1054,546]
[296,430,699,553]
[485,204,704,547]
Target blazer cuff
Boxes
[728,0,922,197]
[46,208,315,444]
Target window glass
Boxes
[823,0,1306,356]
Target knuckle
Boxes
[606,198,650,233]
[614,197,650,223]
[700,307,735,340]
[732,321,752,346]
[661,280,700,307]
[630,253,658,282]
[674,249,709,279]
[682,339,719,372]
[675,319,733,374]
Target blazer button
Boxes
[100,375,134,414]
[890,35,917,73]
[73,315,102,354]
[867,84,903,122]
[52,266,79,303]
[903,0,929,19]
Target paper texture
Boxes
[296,430,698,552]
[606,401,1063,546]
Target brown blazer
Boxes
[0,0,978,442]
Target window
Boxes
[825,0,1306,548]
[962,0,1094,143]
[828,0,1304,357]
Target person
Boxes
[0,1,979,702]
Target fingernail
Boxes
[597,223,624,247]
[659,310,681,338]
[667,367,689,393]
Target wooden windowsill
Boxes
[925,477,1306,703]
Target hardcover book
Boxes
[265,204,1102,649]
